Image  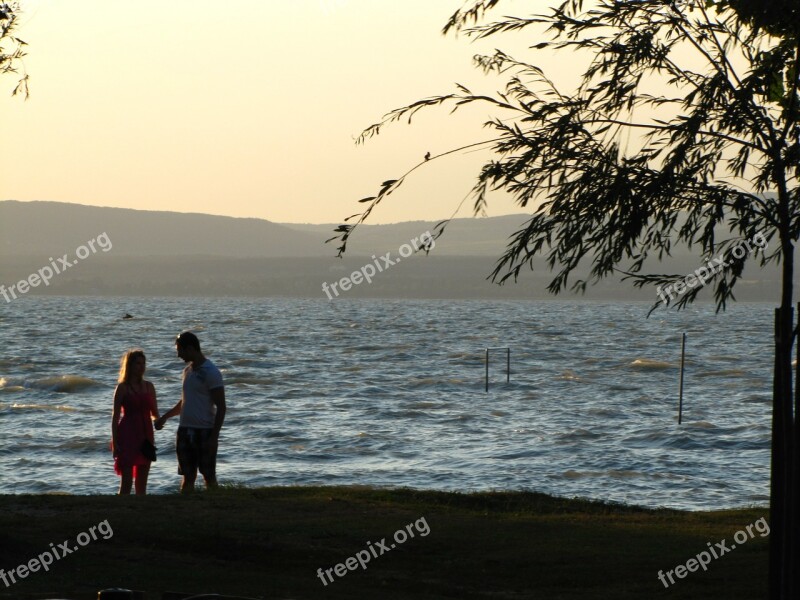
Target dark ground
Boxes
[0,486,769,599]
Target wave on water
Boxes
[677,420,717,429]
[629,359,675,370]
[229,358,275,368]
[27,375,103,393]
[695,369,747,378]
[556,428,604,442]
[10,403,78,412]
[351,345,385,352]
[405,401,442,409]
[0,378,25,393]
[0,386,25,393]
[557,370,581,381]
[226,375,276,386]
[563,469,683,481]
[606,384,641,391]
[743,394,771,404]
[57,437,108,451]
[448,351,483,361]
[406,377,439,388]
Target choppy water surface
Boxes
[0,297,774,509]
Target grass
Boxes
[0,486,768,599]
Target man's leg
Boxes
[181,469,197,494]
[176,427,199,494]
[200,431,219,490]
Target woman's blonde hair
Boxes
[118,349,146,383]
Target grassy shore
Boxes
[0,486,767,599]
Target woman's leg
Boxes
[119,467,133,495]
[134,464,150,495]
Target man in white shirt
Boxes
[156,331,226,493]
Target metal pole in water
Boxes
[506,347,510,383]
[678,332,686,424]
[485,348,489,392]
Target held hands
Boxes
[153,416,165,431]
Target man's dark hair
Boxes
[176,331,201,351]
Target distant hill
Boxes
[282,216,532,256]
[0,200,530,258]
[0,200,322,258]
[0,200,788,301]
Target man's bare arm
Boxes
[155,401,182,429]
[210,387,226,438]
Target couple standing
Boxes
[111,331,226,495]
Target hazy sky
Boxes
[0,1,583,224]
[0,0,580,223]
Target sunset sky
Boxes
[0,0,590,224]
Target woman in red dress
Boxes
[112,349,160,495]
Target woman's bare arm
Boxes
[111,383,124,456]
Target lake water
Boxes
[0,296,774,510]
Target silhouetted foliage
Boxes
[334,0,799,314]
[0,2,28,98]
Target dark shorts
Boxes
[176,426,217,479]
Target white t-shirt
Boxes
[179,358,224,428]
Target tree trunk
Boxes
[771,230,795,598]
[770,308,788,599]
[791,303,800,600]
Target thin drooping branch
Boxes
[698,2,745,90]
[356,87,524,146]
[672,17,776,151]
[330,136,509,256]
[441,0,503,36]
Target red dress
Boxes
[114,386,156,475]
